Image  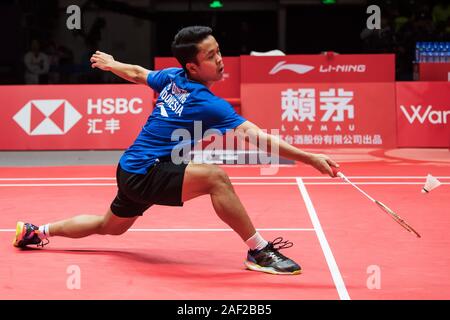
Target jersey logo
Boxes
[156,102,169,117]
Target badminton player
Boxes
[13,26,339,275]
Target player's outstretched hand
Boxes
[90,51,115,71]
[307,153,339,177]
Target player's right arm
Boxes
[90,50,150,84]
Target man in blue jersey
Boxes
[14,26,339,275]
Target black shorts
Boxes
[110,160,188,218]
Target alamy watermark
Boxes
[66,5,81,30]
[366,5,381,30]
[366,264,381,290]
[66,264,81,290]
[170,121,281,175]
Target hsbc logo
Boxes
[269,61,315,75]
[13,99,82,135]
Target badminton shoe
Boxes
[13,222,48,248]
[245,237,302,275]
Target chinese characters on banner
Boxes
[85,97,143,135]
[240,54,397,148]
[241,83,397,148]
[281,87,380,146]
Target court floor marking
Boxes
[1,176,449,181]
[0,228,315,232]
[0,182,448,187]
[296,177,351,300]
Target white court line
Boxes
[1,182,449,187]
[0,228,315,232]
[0,183,117,187]
[0,183,298,187]
[300,182,450,185]
[0,177,116,181]
[1,176,449,181]
[231,176,450,180]
[296,177,350,300]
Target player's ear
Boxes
[186,62,198,75]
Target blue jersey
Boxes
[119,68,246,174]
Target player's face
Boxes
[188,35,224,83]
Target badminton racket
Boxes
[332,167,421,238]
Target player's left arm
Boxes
[235,120,339,177]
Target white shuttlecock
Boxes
[422,174,441,193]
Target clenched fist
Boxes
[90,51,115,71]
[307,153,339,177]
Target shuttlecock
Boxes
[422,174,441,193]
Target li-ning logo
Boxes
[319,65,366,73]
[269,61,315,75]
[13,99,82,135]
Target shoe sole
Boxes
[13,221,25,248]
[244,261,302,275]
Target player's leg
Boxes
[181,162,256,242]
[181,162,301,275]
[13,209,138,248]
[48,208,138,237]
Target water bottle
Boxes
[418,43,425,62]
[444,42,450,62]
[433,51,440,63]
[415,42,421,62]
[433,42,439,53]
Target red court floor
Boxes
[1,149,449,300]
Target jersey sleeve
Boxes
[146,68,181,93]
[205,98,247,135]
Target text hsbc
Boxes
[319,65,366,73]
[400,105,449,124]
[87,98,143,114]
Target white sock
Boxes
[245,232,268,251]
[38,224,51,239]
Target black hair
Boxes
[171,26,213,73]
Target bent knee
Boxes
[207,166,231,189]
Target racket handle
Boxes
[331,166,343,178]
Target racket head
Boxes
[374,200,421,238]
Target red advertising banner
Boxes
[0,85,153,150]
[241,83,397,148]
[241,54,395,83]
[418,63,450,81]
[155,57,240,99]
[396,82,450,147]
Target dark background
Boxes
[0,0,448,84]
